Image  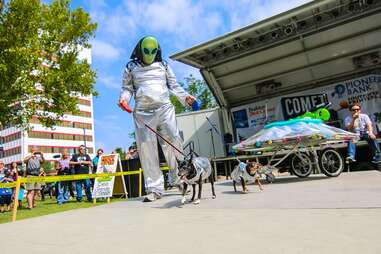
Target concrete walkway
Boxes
[1,171,381,254]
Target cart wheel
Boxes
[265,173,275,183]
[319,148,344,177]
[291,153,313,178]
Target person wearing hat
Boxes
[118,36,196,202]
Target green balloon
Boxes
[314,108,330,121]
[298,112,314,119]
[141,36,158,65]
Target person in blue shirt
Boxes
[0,167,14,213]
[92,148,104,173]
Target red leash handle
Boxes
[120,101,132,113]
[142,122,186,157]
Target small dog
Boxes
[178,157,216,205]
[231,161,264,193]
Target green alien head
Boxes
[141,36,159,65]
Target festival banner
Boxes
[281,94,329,120]
[232,74,381,140]
[232,97,281,141]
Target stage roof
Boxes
[171,0,381,108]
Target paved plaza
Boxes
[2,171,381,254]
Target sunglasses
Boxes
[351,108,360,112]
[143,48,158,55]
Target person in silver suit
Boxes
[118,36,196,202]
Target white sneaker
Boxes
[143,192,162,202]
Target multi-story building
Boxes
[0,48,95,165]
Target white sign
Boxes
[232,74,381,140]
[92,154,121,198]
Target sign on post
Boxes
[92,154,127,199]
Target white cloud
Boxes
[92,40,121,60]
[98,74,120,90]
[88,0,312,48]
[124,0,224,45]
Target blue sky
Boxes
[68,0,310,152]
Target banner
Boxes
[92,154,122,198]
[281,94,328,120]
[232,97,281,141]
[232,74,381,140]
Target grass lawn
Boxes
[0,197,127,224]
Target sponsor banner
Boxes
[92,154,120,198]
[232,98,281,141]
[232,74,381,140]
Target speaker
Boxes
[121,158,146,198]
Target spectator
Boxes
[0,162,4,174]
[345,103,381,163]
[0,168,14,212]
[70,145,93,202]
[55,150,71,205]
[23,146,45,209]
[125,145,139,160]
[92,148,104,173]
[10,162,24,208]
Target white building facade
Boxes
[0,96,96,165]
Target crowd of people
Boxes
[0,143,139,213]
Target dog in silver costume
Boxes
[231,161,264,193]
[178,156,216,205]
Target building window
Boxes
[1,132,22,144]
[31,117,92,130]
[1,146,21,158]
[28,131,93,142]
[77,98,91,106]
[28,146,93,154]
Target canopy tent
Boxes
[171,0,381,134]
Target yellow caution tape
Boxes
[4,166,171,185]
[0,182,17,188]
[0,166,171,186]
[22,170,142,183]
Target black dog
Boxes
[177,157,216,205]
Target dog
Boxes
[178,156,216,205]
[231,161,264,193]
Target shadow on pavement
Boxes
[216,175,329,187]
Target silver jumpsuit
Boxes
[120,61,190,195]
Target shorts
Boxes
[25,176,42,191]
[0,195,12,205]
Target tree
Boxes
[170,74,217,114]
[0,0,97,128]
[114,147,126,160]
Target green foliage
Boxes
[0,0,97,129]
[114,147,126,160]
[41,161,54,172]
[0,198,125,224]
[171,74,217,114]
[170,94,186,114]
[128,131,135,139]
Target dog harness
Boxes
[185,157,212,184]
